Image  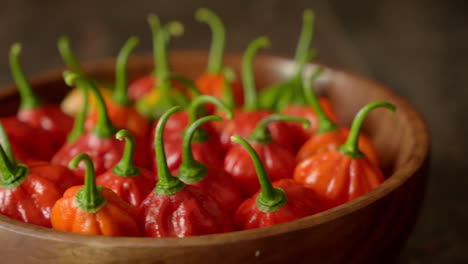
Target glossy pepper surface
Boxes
[294,102,395,210]
[296,70,379,166]
[231,136,320,230]
[9,43,73,150]
[225,114,309,196]
[0,124,79,227]
[96,130,156,207]
[52,72,146,178]
[139,107,233,237]
[194,8,243,108]
[177,115,243,214]
[51,153,140,236]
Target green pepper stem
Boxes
[196,8,225,73]
[67,82,89,143]
[0,122,15,164]
[242,36,270,111]
[0,123,28,189]
[155,21,184,93]
[70,153,106,213]
[113,36,139,106]
[168,73,201,97]
[188,95,233,124]
[112,130,140,177]
[338,102,396,158]
[303,67,338,133]
[248,114,310,144]
[153,106,186,195]
[64,71,117,138]
[148,14,161,79]
[294,9,315,76]
[221,67,236,109]
[9,44,42,109]
[57,36,85,75]
[231,136,287,212]
[178,115,222,183]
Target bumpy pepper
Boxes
[139,106,233,237]
[231,136,320,230]
[51,153,140,236]
[194,8,243,108]
[294,102,395,210]
[52,72,146,178]
[9,43,73,150]
[0,123,79,227]
[177,115,243,214]
[225,114,309,196]
[296,71,379,165]
[96,130,156,207]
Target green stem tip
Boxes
[196,8,225,73]
[338,101,396,158]
[248,114,310,144]
[153,106,186,195]
[0,123,27,189]
[57,36,84,75]
[230,135,287,212]
[70,153,106,213]
[294,9,315,76]
[112,129,140,177]
[113,36,139,106]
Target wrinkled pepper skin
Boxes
[234,179,321,230]
[51,186,141,236]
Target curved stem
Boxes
[188,95,233,124]
[67,82,89,143]
[248,114,310,144]
[196,8,225,73]
[339,102,396,158]
[113,36,139,106]
[9,43,42,109]
[294,9,315,76]
[70,153,106,213]
[153,106,186,195]
[147,14,160,80]
[303,67,338,133]
[221,67,236,109]
[231,136,287,212]
[57,36,85,75]
[64,71,117,138]
[112,130,140,177]
[178,115,222,183]
[0,122,15,164]
[242,36,270,111]
[169,73,201,97]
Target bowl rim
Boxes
[0,51,430,247]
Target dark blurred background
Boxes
[0,0,467,263]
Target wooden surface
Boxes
[0,0,465,263]
[0,52,429,264]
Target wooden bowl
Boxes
[0,52,430,264]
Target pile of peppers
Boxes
[0,8,396,237]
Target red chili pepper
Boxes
[194,8,243,109]
[51,153,140,236]
[9,44,73,150]
[52,72,145,179]
[231,136,320,230]
[96,130,156,207]
[0,124,79,227]
[176,115,243,214]
[151,95,232,172]
[225,114,309,196]
[294,102,395,210]
[295,71,379,166]
[139,106,233,237]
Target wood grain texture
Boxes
[0,52,430,264]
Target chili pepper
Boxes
[0,123,79,227]
[52,72,146,178]
[51,153,140,236]
[294,102,395,210]
[295,71,379,166]
[151,95,233,172]
[57,36,114,116]
[132,15,190,120]
[96,130,156,207]
[259,9,317,111]
[9,43,73,150]
[139,106,233,237]
[231,136,320,230]
[176,115,243,214]
[194,8,243,109]
[225,114,309,196]
[85,37,150,165]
